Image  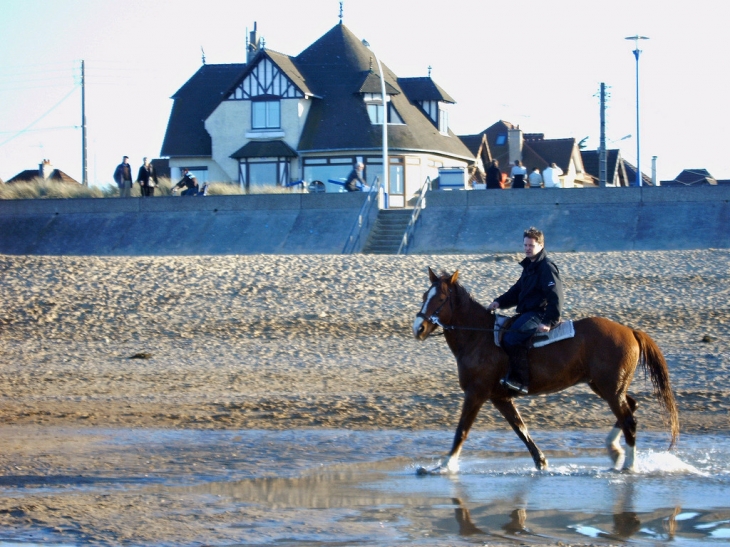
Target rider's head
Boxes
[523,227,544,260]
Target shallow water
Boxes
[1,428,730,545]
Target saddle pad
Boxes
[493,315,575,348]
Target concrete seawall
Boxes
[0,193,374,255]
[410,185,730,252]
[0,186,728,254]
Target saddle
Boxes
[494,314,575,348]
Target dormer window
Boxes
[363,93,403,125]
[417,100,449,134]
[252,97,280,129]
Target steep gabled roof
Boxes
[398,77,455,103]
[581,149,628,186]
[623,160,653,186]
[294,24,472,159]
[224,49,316,99]
[528,138,578,173]
[161,63,247,157]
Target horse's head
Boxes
[413,267,459,341]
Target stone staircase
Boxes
[361,209,413,254]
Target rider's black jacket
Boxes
[495,249,564,328]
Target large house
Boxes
[161,21,473,207]
[459,120,593,188]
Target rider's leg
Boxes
[501,312,541,394]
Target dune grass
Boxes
[0,177,306,199]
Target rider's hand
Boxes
[536,323,550,333]
[487,301,500,310]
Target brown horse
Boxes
[412,268,679,474]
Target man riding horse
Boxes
[487,227,564,394]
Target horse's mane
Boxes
[439,272,492,320]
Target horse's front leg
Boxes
[417,391,485,475]
[492,398,548,470]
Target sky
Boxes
[1,0,729,186]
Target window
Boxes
[438,107,448,134]
[365,100,403,125]
[252,100,280,129]
[495,133,507,146]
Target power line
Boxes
[0,85,79,148]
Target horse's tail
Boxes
[633,329,680,448]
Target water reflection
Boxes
[3,429,730,545]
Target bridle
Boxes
[417,281,507,334]
[416,285,453,329]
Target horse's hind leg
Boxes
[606,394,638,471]
[589,383,638,469]
[492,398,548,470]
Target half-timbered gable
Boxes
[227,56,307,100]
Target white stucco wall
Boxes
[205,97,311,184]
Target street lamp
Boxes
[625,35,649,187]
[362,39,388,195]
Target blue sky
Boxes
[1,0,728,185]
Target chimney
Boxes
[247,22,259,63]
[508,127,523,165]
[39,159,53,180]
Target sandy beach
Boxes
[0,250,729,544]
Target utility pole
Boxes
[599,83,607,188]
[81,60,88,186]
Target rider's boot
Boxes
[500,344,530,395]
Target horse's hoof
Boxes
[416,464,449,475]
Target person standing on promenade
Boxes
[542,163,563,188]
[486,159,504,189]
[528,167,543,188]
[113,156,133,197]
[486,227,564,394]
[136,157,158,197]
[510,160,528,189]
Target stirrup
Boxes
[500,377,528,395]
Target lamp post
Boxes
[362,39,388,195]
[625,35,649,187]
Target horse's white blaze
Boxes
[412,316,424,337]
[413,286,438,336]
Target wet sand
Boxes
[0,251,729,544]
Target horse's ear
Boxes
[450,270,459,284]
[428,267,438,283]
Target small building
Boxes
[6,159,79,184]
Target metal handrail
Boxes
[342,176,382,254]
[397,176,431,255]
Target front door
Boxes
[388,157,405,208]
